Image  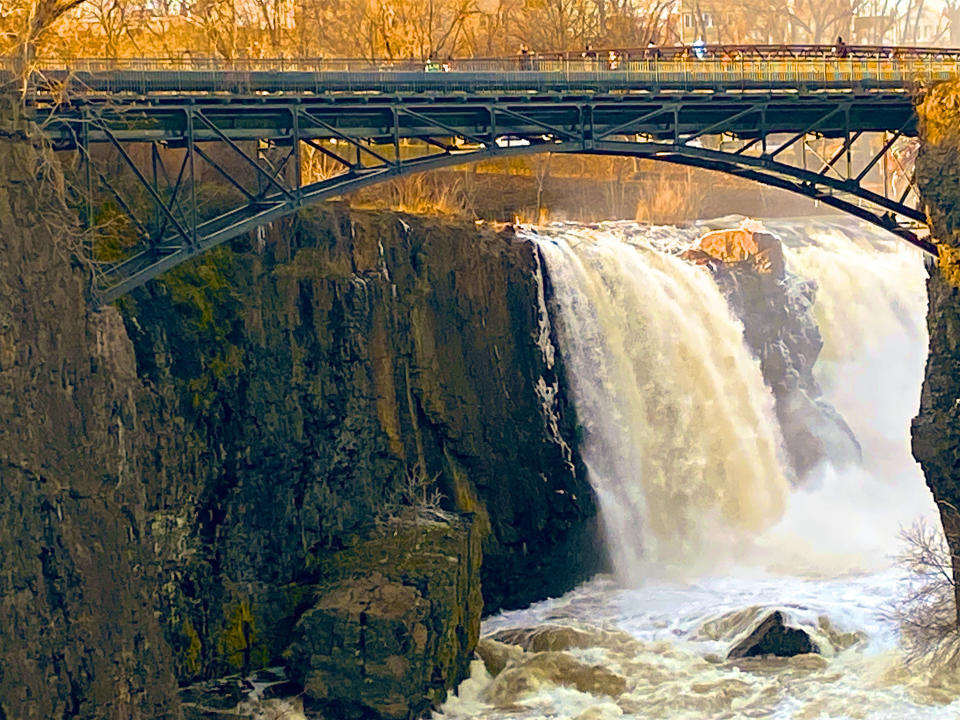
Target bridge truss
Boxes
[40,89,930,303]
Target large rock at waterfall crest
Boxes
[689,228,786,276]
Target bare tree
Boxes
[886,519,959,660]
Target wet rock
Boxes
[489,624,640,653]
[816,615,866,653]
[484,651,627,705]
[179,677,250,719]
[573,705,625,720]
[684,227,860,479]
[476,638,525,677]
[726,611,818,659]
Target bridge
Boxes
[16,47,959,303]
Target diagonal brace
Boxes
[194,111,295,200]
[684,105,764,145]
[768,106,845,159]
[494,106,580,142]
[303,138,357,171]
[99,123,194,246]
[299,109,393,166]
[819,130,863,178]
[397,107,489,147]
[194,145,258,201]
[596,105,675,141]
[856,130,903,182]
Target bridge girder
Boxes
[41,93,927,303]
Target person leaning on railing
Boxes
[835,36,849,58]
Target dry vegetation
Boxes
[887,519,960,660]
[4,0,959,64]
[349,155,711,223]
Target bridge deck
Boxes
[21,57,960,97]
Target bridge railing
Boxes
[8,53,960,94]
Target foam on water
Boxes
[437,217,947,720]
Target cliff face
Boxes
[117,205,599,707]
[912,80,960,615]
[1,126,599,717]
[0,134,181,717]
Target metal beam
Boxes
[66,90,933,304]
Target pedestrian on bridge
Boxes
[835,36,849,58]
[693,37,706,60]
[518,44,533,70]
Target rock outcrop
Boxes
[912,79,960,619]
[726,611,817,659]
[286,516,481,719]
[683,227,861,479]
[113,204,600,709]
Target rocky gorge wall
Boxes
[911,80,960,620]
[0,126,180,718]
[118,204,601,716]
[0,124,601,719]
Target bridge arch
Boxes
[84,136,929,305]
[32,60,938,303]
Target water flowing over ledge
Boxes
[528,224,789,582]
[439,217,944,720]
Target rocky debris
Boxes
[178,668,301,720]
[179,677,251,719]
[483,651,627,706]
[726,611,817,659]
[682,226,861,479]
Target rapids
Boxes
[436,217,948,720]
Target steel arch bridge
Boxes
[21,49,957,304]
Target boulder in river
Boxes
[727,610,818,659]
[483,651,627,706]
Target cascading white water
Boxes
[438,218,952,720]
[751,220,935,574]
[530,225,790,582]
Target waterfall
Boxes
[753,219,934,573]
[526,225,790,583]
[440,219,944,720]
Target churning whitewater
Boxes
[437,218,946,720]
